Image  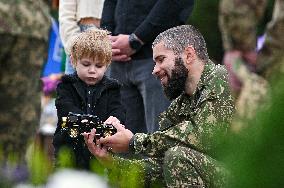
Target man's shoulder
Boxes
[206,62,229,86]
[213,63,228,78]
[202,62,232,103]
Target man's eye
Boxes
[158,57,165,63]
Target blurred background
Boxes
[2,0,283,187]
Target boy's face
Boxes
[75,57,107,85]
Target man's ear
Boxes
[183,45,196,65]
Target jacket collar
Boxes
[64,73,119,103]
[178,60,218,116]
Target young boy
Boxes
[53,29,125,169]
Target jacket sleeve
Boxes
[59,0,80,54]
[53,82,79,158]
[53,82,85,160]
[55,82,84,120]
[134,0,194,44]
[106,86,126,124]
[100,0,117,33]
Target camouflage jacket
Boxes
[110,61,235,186]
[133,61,235,156]
[0,0,50,40]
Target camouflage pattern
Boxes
[228,59,270,131]
[219,0,284,81]
[0,0,50,40]
[111,61,235,187]
[0,0,50,161]
[219,0,267,52]
[257,0,284,80]
[219,0,284,129]
[163,146,228,188]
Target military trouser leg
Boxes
[0,34,47,161]
[163,146,228,188]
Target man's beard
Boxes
[163,57,188,100]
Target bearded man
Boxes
[83,25,235,187]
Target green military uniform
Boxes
[0,0,50,161]
[227,59,269,131]
[219,0,284,81]
[218,1,284,186]
[108,61,235,187]
[219,0,267,53]
[257,0,284,81]
[219,0,284,127]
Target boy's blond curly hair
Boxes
[70,29,112,66]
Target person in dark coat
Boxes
[53,29,125,170]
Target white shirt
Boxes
[59,0,104,53]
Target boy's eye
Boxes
[82,62,90,67]
[96,64,104,68]
[83,64,89,67]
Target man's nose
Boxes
[152,64,160,75]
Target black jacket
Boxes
[101,0,194,60]
[53,73,125,169]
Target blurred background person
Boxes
[0,0,50,185]
[59,0,105,74]
[219,0,284,129]
[217,1,284,187]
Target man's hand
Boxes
[104,116,120,126]
[99,123,134,153]
[242,50,257,66]
[223,50,242,66]
[112,48,131,62]
[110,34,135,62]
[223,50,243,93]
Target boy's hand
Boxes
[82,129,113,167]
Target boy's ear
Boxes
[184,45,196,65]
[69,54,75,68]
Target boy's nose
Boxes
[88,65,96,73]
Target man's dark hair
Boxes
[153,25,209,62]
